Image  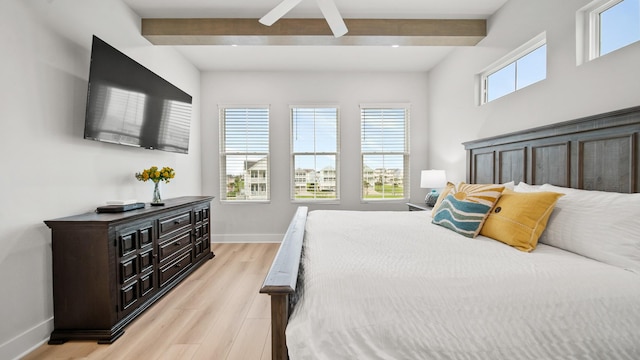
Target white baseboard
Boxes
[211,234,283,243]
[1,318,52,360]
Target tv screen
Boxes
[84,36,192,154]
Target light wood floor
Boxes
[23,243,279,360]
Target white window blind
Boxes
[219,106,270,201]
[361,105,409,201]
[291,107,339,201]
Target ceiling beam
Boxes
[141,18,486,46]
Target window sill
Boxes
[220,200,271,204]
[291,200,341,205]
[360,199,408,204]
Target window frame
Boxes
[218,105,271,203]
[360,103,410,203]
[290,105,341,204]
[478,32,547,105]
[578,0,640,64]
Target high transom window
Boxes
[581,0,640,62]
[479,33,547,104]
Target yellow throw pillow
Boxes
[480,189,563,252]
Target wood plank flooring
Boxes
[22,243,279,360]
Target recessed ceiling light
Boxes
[391,44,400,48]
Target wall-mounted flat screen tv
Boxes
[84,36,192,154]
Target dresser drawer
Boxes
[194,206,210,224]
[158,211,192,238]
[157,231,192,263]
[116,221,154,257]
[119,256,138,285]
[159,250,193,287]
[119,269,155,312]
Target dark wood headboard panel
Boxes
[463,106,640,193]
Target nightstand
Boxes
[406,203,432,211]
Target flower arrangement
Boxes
[135,166,175,183]
[135,166,175,205]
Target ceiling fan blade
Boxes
[316,0,348,37]
[259,0,304,26]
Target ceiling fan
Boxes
[259,0,348,38]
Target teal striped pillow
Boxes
[432,194,492,238]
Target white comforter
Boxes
[286,210,640,359]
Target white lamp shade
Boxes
[420,170,447,188]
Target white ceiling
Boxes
[121,0,509,72]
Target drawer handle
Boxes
[174,241,181,246]
[174,220,181,225]
[174,263,182,268]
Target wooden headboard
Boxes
[463,106,640,193]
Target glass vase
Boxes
[152,181,162,205]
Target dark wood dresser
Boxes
[44,196,214,344]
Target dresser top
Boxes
[45,196,214,227]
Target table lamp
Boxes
[420,170,447,207]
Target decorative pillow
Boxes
[538,184,640,273]
[431,182,505,238]
[502,181,515,191]
[431,182,455,215]
[479,189,563,252]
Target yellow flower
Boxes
[135,166,176,183]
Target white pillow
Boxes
[539,184,640,274]
[514,182,542,193]
[502,181,515,191]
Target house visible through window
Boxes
[481,33,547,104]
[291,106,339,201]
[361,105,409,201]
[219,106,270,201]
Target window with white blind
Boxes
[361,105,409,201]
[219,106,270,202]
[291,106,339,201]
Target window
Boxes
[580,0,640,62]
[219,106,270,202]
[291,106,339,201]
[361,105,409,201]
[479,33,547,104]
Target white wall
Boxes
[428,0,640,182]
[201,72,430,242]
[0,1,202,358]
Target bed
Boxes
[260,106,640,360]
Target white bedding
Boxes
[286,210,640,359]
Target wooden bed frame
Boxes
[260,105,640,360]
